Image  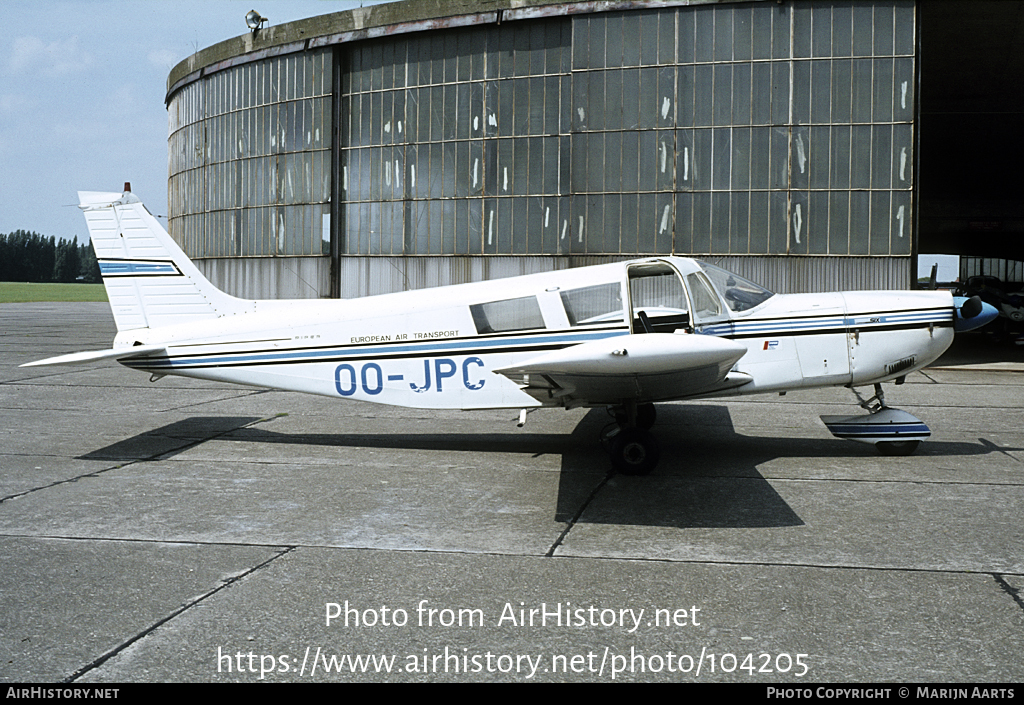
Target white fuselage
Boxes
[114,257,955,411]
[696,289,954,395]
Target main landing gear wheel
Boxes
[609,427,661,476]
[876,440,920,456]
[610,403,657,430]
[635,403,657,430]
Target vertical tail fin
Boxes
[80,189,252,332]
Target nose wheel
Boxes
[876,439,920,456]
[820,384,930,456]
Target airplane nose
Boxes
[953,295,999,332]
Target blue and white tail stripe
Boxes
[98,260,182,277]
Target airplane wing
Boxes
[20,345,168,368]
[494,333,749,405]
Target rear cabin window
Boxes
[560,283,624,326]
[470,296,545,334]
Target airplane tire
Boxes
[610,403,657,430]
[609,427,660,476]
[636,403,657,430]
[876,440,920,456]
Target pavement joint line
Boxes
[0,463,137,505]
[8,532,1024,579]
[545,471,613,558]
[992,574,1024,614]
[0,374,250,390]
[0,378,264,393]
[930,364,1024,373]
[761,475,1024,487]
[547,554,1024,578]
[61,545,297,683]
[0,367,113,386]
[0,414,283,505]
[3,452,1019,507]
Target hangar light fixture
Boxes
[245,10,267,33]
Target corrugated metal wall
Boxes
[346,253,910,299]
[195,256,329,300]
[194,253,909,300]
[171,1,919,301]
[704,255,911,293]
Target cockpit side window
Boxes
[697,261,775,312]
[685,272,723,318]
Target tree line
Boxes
[0,231,101,283]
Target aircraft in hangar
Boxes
[23,188,997,474]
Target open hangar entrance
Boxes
[918,0,1024,292]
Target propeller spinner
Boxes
[953,295,999,332]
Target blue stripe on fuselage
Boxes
[701,308,951,338]
[123,306,954,371]
[124,328,630,369]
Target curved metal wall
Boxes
[167,1,916,298]
[168,51,333,259]
[341,2,915,261]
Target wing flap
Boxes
[20,345,167,368]
[495,333,747,404]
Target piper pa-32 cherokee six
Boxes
[25,187,997,474]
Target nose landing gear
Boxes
[820,383,930,456]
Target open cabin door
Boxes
[626,261,692,334]
[494,259,750,408]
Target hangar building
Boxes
[166,0,1024,299]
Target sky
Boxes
[0,0,386,242]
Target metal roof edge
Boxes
[165,0,747,105]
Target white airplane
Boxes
[24,188,997,474]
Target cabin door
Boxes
[626,262,691,334]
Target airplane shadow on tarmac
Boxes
[78,405,1007,530]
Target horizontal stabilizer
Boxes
[20,345,167,368]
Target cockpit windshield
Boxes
[697,261,775,312]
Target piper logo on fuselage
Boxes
[763,340,780,350]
